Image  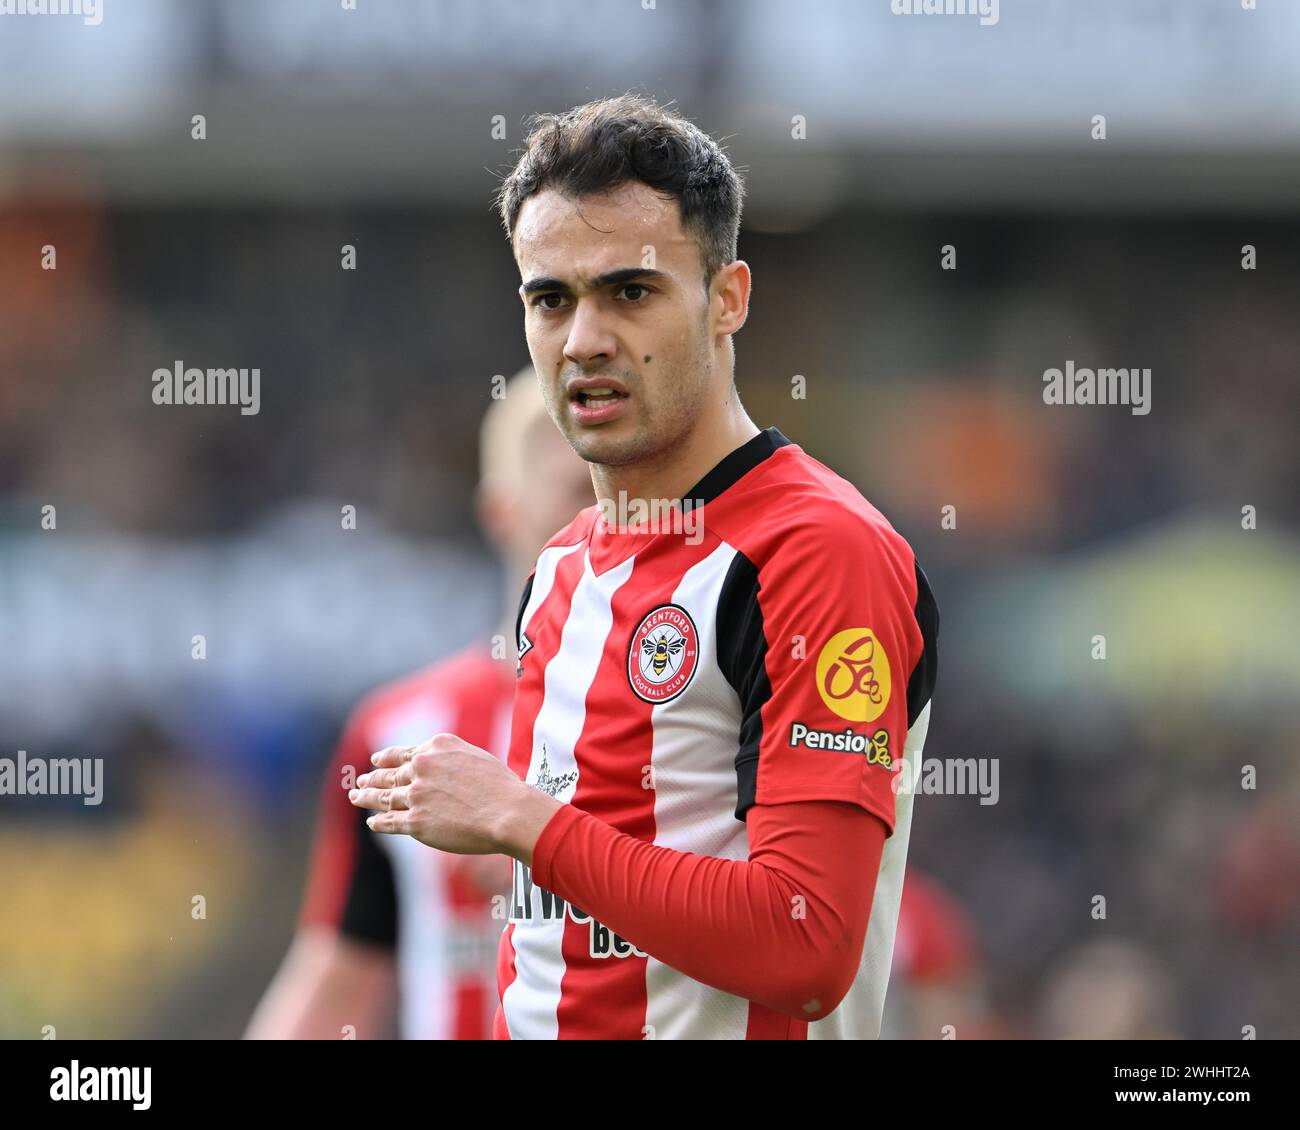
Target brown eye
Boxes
[620,284,650,303]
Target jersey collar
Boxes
[680,426,792,512]
[584,426,792,574]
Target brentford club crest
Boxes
[628,604,699,704]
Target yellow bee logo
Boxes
[866,729,891,768]
[642,632,686,679]
[816,628,892,723]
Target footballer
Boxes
[351,94,939,1040]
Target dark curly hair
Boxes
[495,93,745,289]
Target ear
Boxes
[475,480,515,552]
[712,260,751,336]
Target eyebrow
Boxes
[520,266,669,297]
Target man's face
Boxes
[513,182,716,469]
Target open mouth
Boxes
[572,387,628,408]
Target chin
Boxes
[569,431,644,468]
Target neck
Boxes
[590,395,759,508]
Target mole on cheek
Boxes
[644,355,652,363]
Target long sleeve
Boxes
[529,798,886,1021]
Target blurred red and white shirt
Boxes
[299,649,514,1039]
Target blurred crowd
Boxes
[2,200,1297,1038]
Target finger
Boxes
[348,787,383,811]
[355,764,410,790]
[369,745,414,768]
[348,786,408,812]
[365,809,410,836]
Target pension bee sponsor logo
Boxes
[789,721,894,768]
[627,604,698,704]
[815,627,891,723]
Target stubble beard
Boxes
[568,336,714,475]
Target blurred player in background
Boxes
[246,368,592,1039]
[883,867,997,1039]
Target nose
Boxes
[563,296,618,369]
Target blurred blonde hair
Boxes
[478,366,558,493]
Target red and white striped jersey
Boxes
[495,427,939,1039]
[300,648,514,1039]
